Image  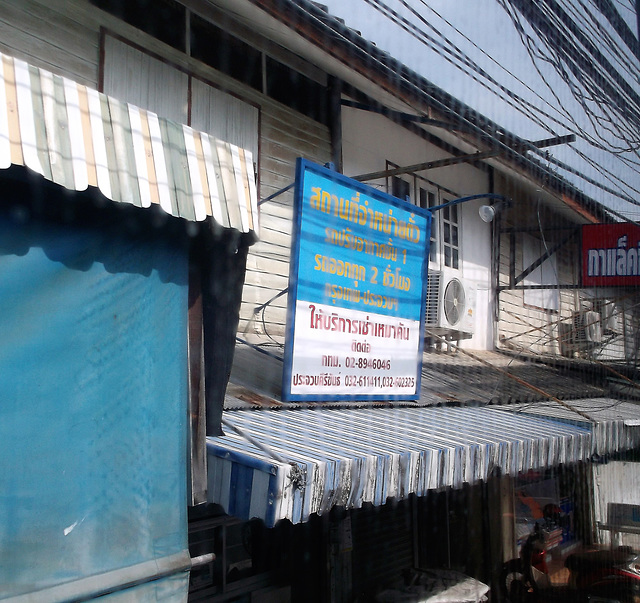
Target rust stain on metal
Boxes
[236,388,282,408]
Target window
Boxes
[522,233,559,311]
[387,165,457,271]
[190,15,263,91]
[91,0,186,50]
[441,199,460,270]
[102,35,260,164]
[419,187,438,265]
[391,175,411,202]
[265,56,329,124]
[102,35,188,123]
[98,5,328,125]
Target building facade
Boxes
[1,1,639,602]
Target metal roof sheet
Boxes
[0,53,259,235]
[227,345,609,409]
[206,403,609,526]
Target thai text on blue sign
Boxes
[283,159,431,401]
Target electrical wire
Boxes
[420,0,640,155]
[494,0,640,205]
[522,0,640,145]
[496,0,640,199]
[332,0,640,215]
[363,0,574,139]
[499,0,640,148]
[411,0,609,137]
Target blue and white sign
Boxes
[283,159,431,401]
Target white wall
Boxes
[341,106,493,349]
[460,199,493,350]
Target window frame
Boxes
[385,161,461,272]
[440,195,461,271]
[522,232,560,312]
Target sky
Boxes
[311,0,640,220]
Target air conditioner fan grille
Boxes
[443,278,465,326]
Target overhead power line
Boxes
[296,0,640,213]
[375,0,640,208]
[497,0,640,204]
[590,0,640,59]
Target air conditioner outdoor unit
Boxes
[560,310,603,358]
[424,271,476,337]
[599,300,621,335]
[572,310,602,344]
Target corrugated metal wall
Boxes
[350,501,414,599]
[593,460,640,549]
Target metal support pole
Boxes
[429,192,511,213]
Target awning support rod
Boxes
[352,135,575,183]
[513,228,579,286]
[258,183,295,206]
[341,100,576,152]
[353,150,502,182]
[220,416,307,489]
[430,193,510,212]
[221,416,289,464]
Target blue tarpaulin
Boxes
[0,209,189,601]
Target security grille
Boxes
[425,271,442,326]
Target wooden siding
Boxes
[496,216,638,362]
[0,0,106,86]
[491,174,639,363]
[495,202,589,357]
[239,101,332,339]
[497,235,578,355]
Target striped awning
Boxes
[207,404,597,527]
[503,398,640,456]
[0,53,258,234]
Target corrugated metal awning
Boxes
[207,404,597,527]
[0,53,258,235]
[504,398,640,456]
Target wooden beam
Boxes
[342,100,576,151]
[526,134,576,149]
[352,149,502,182]
[352,134,576,182]
[513,229,579,286]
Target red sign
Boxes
[582,223,640,286]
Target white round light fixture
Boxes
[479,205,496,222]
